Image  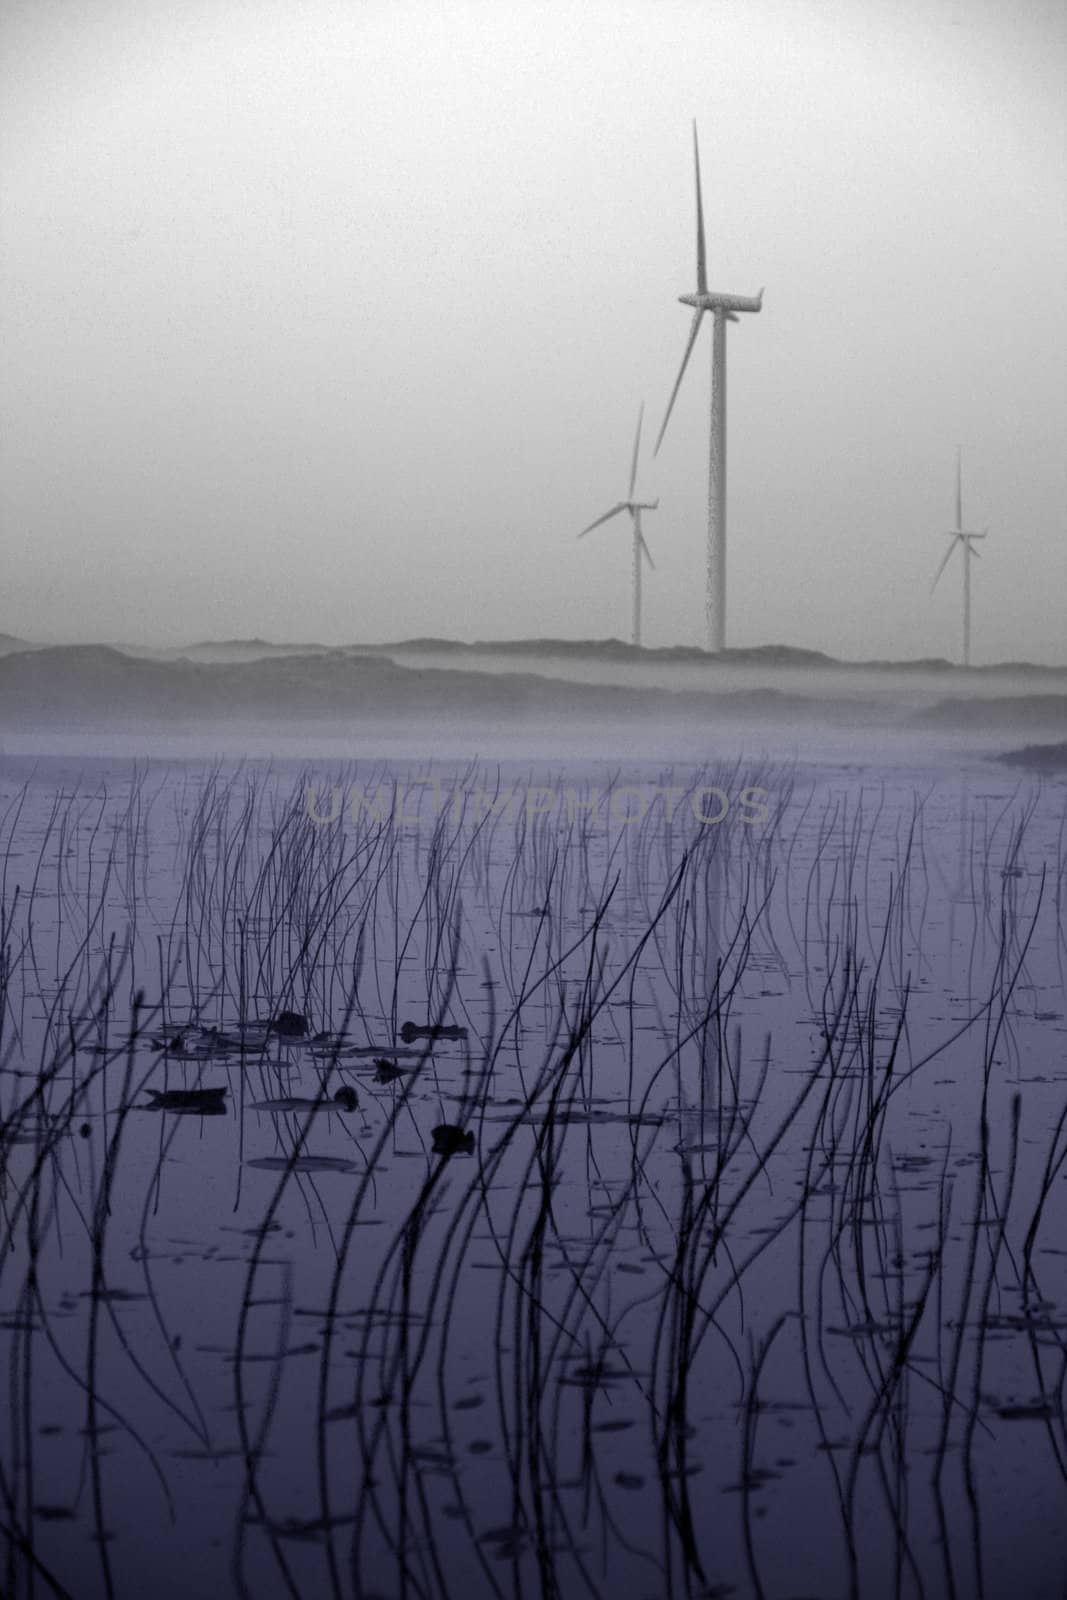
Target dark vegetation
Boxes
[0,754,1064,1597]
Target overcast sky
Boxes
[2,0,1064,663]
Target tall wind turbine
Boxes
[655,122,763,654]
[932,447,987,667]
[577,405,659,648]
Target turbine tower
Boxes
[577,405,659,648]
[655,122,763,654]
[932,447,987,667]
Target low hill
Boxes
[0,643,871,729]
[996,740,1067,772]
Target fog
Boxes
[0,638,1063,777]
[2,0,1065,662]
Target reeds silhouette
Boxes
[0,755,1064,1597]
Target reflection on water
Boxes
[1,753,1065,1598]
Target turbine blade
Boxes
[654,309,705,455]
[577,502,627,538]
[639,532,656,571]
[955,446,962,531]
[931,536,961,593]
[628,403,644,500]
[693,122,707,295]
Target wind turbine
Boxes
[655,122,763,654]
[577,404,659,648]
[932,447,987,667]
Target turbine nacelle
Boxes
[576,497,659,538]
[679,289,764,315]
[932,530,985,592]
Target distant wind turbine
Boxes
[655,122,763,654]
[577,405,659,648]
[932,447,987,667]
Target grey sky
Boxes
[2,0,1064,662]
